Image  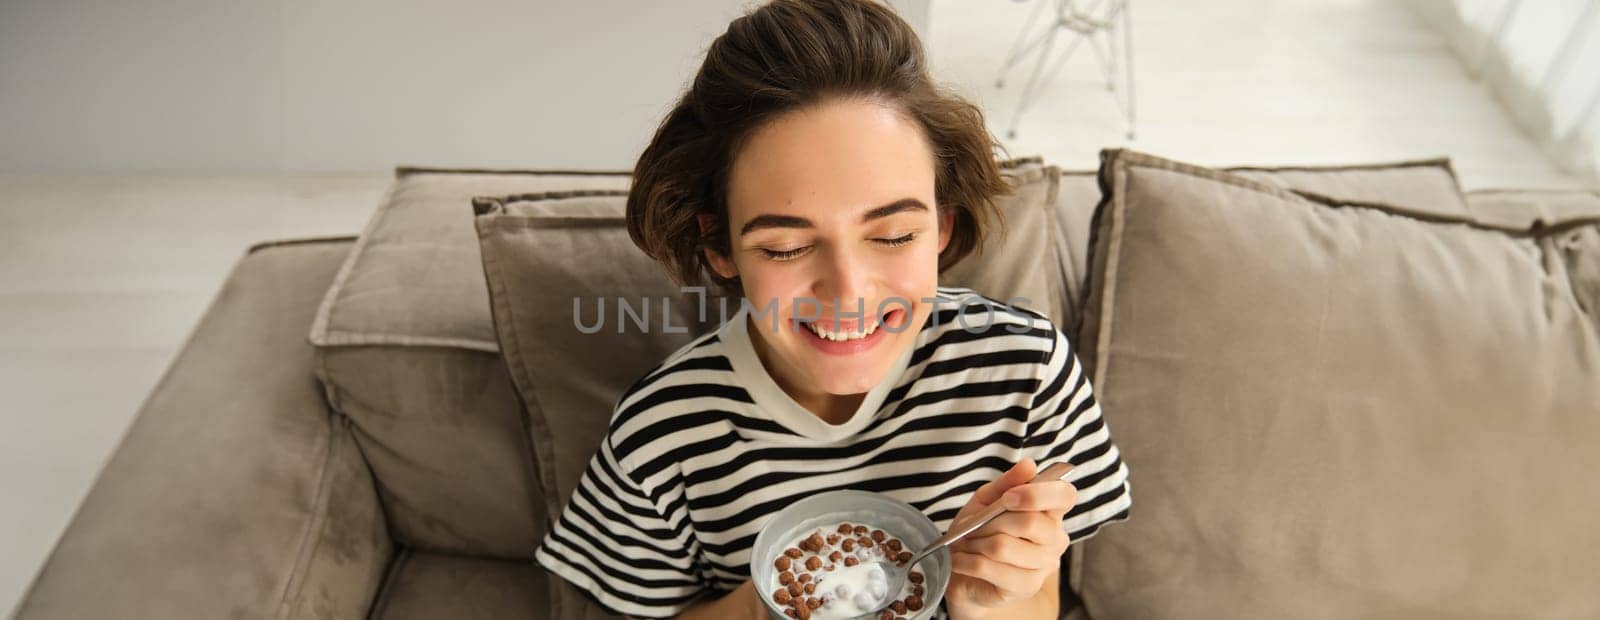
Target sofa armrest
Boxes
[15,238,393,619]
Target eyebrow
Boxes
[738,197,928,237]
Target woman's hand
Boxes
[942,458,1077,619]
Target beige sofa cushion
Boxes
[307,167,631,558]
[1227,160,1469,218]
[1050,160,1468,335]
[310,166,633,350]
[472,158,1062,619]
[942,157,1065,323]
[1072,149,1600,618]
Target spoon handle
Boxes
[911,461,1076,566]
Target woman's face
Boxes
[706,97,953,406]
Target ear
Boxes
[697,212,739,280]
[936,206,956,254]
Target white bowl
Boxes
[751,489,951,620]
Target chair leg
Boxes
[998,0,1054,86]
[1001,0,1135,140]
[1100,27,1117,94]
[1007,17,1060,140]
[1086,28,1113,92]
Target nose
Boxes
[813,244,874,318]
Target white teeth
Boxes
[807,319,880,341]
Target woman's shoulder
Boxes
[599,326,750,480]
[614,326,730,406]
[603,325,737,440]
[927,285,1058,341]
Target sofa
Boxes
[14,149,1599,619]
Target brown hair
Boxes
[625,0,1014,295]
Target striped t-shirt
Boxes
[535,286,1132,618]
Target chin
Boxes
[814,372,881,396]
[801,350,894,393]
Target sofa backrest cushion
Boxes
[1050,160,1469,336]
[308,167,630,558]
[1070,149,1600,618]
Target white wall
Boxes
[0,0,931,174]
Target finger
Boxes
[1001,480,1079,514]
[967,511,1069,549]
[949,550,1045,599]
[969,458,1039,508]
[956,534,1060,571]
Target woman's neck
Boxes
[747,315,867,425]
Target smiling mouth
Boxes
[800,308,904,342]
[802,318,881,341]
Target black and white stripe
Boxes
[535,286,1132,618]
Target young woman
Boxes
[534,1,1131,618]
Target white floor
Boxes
[929,0,1592,189]
[1,0,1592,615]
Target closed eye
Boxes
[877,233,917,248]
[757,233,918,262]
[759,246,810,261]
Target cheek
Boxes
[889,242,942,290]
[735,260,809,311]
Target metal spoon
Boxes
[862,461,1077,615]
